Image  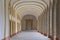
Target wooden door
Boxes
[26,19,33,30]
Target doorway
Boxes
[26,19,33,30]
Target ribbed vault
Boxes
[12,0,48,19]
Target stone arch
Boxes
[21,14,37,31]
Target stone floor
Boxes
[10,30,50,40]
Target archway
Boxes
[21,14,37,31]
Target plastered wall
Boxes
[0,0,4,40]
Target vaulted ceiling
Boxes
[11,0,50,19]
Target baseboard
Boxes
[37,31,43,34]
[2,36,10,40]
[10,33,17,38]
[38,31,59,40]
[41,32,44,34]
[44,33,47,36]
[2,31,21,40]
[48,35,54,40]
[10,31,21,38]
[37,31,39,32]
[56,37,59,40]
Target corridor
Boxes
[10,30,50,40]
[0,0,60,40]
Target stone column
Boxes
[40,15,43,34]
[47,10,50,38]
[56,0,60,40]
[44,11,47,36]
[48,0,52,39]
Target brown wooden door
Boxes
[26,19,33,30]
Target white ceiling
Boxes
[16,5,43,18]
[11,0,50,19]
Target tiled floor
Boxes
[10,30,50,40]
